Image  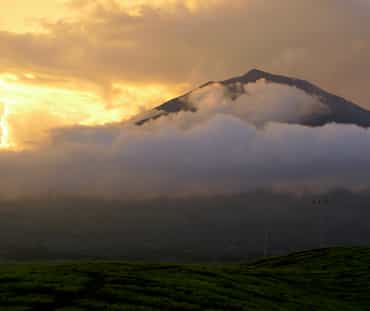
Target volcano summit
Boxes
[134,69,370,128]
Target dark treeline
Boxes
[0,190,369,262]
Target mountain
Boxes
[133,69,370,127]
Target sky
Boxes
[0,0,369,149]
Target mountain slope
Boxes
[0,247,369,310]
[135,69,370,127]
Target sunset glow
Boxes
[0,72,186,148]
[0,0,198,149]
[0,0,369,149]
[0,103,11,148]
[1,0,370,277]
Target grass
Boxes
[0,247,369,310]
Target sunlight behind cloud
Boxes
[0,102,11,148]
[0,73,184,148]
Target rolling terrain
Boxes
[0,247,369,310]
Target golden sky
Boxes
[0,1,195,148]
[0,0,216,32]
[0,0,369,149]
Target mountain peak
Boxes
[222,68,272,85]
[240,68,269,81]
[245,68,267,76]
[134,70,370,127]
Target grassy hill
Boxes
[0,247,369,310]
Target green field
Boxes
[0,247,369,310]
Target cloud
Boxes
[0,82,369,199]
[185,80,329,127]
[0,0,369,107]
